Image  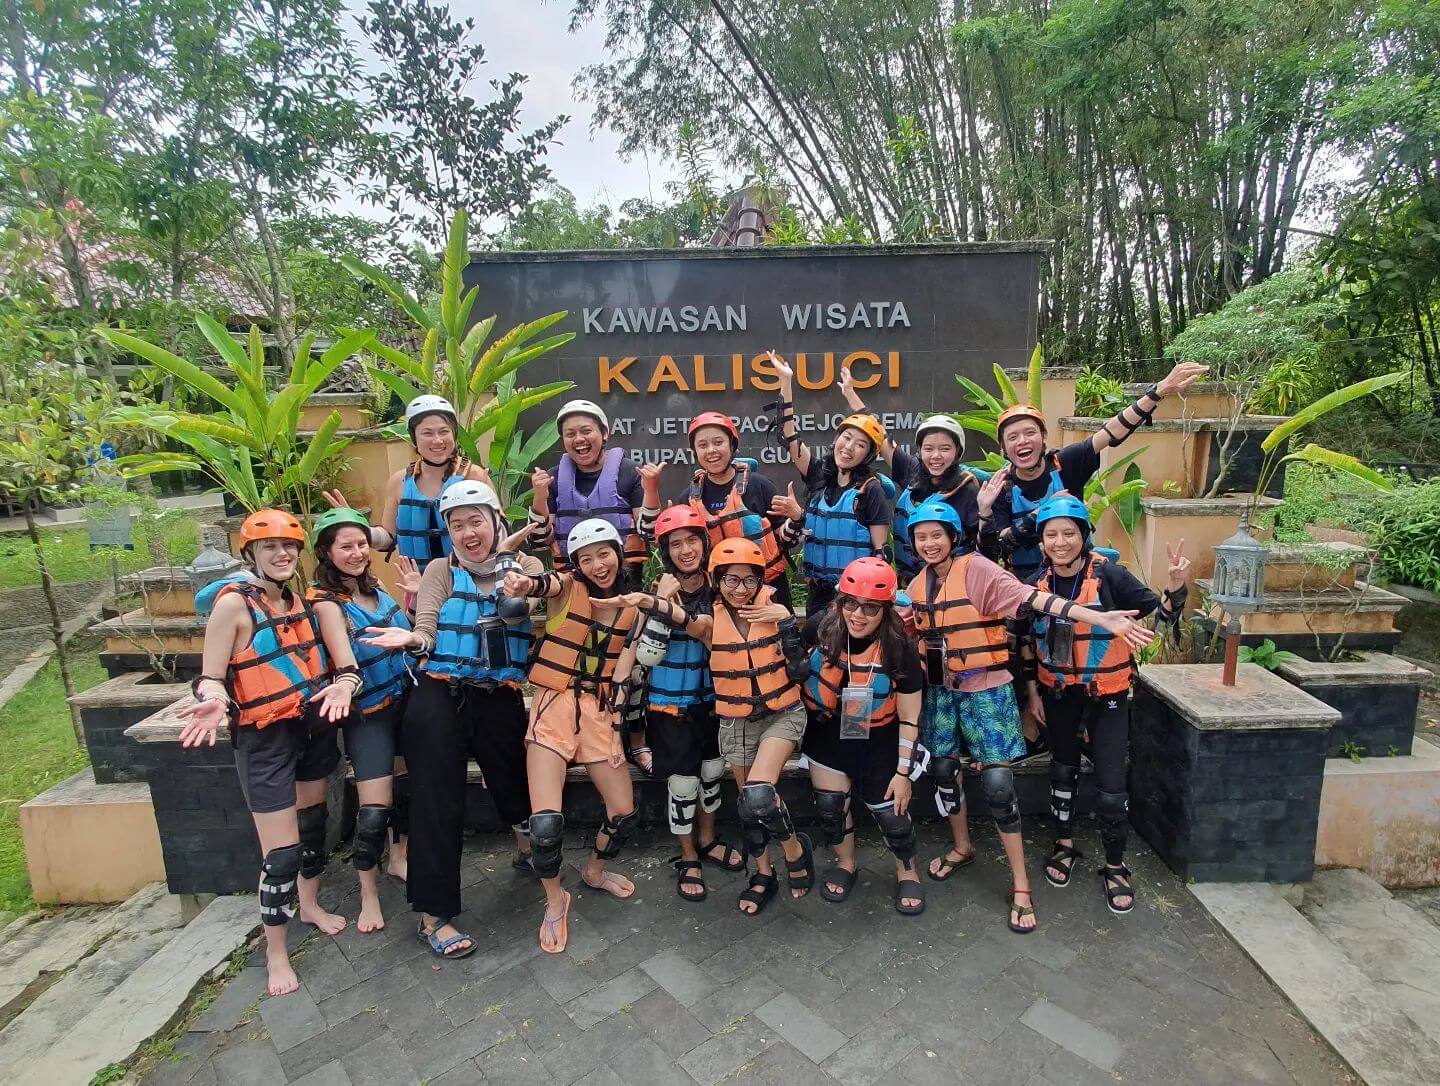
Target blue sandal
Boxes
[417,918,476,959]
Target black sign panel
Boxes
[464,244,1045,496]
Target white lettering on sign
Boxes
[780,301,911,331]
[582,305,749,335]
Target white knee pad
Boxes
[668,774,700,835]
[699,757,725,814]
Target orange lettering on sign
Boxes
[751,352,781,392]
[648,354,689,392]
[843,351,883,389]
[888,351,901,387]
[796,352,835,390]
[694,355,725,392]
[598,356,638,394]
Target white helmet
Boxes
[566,518,623,558]
[438,479,501,522]
[914,414,966,455]
[557,399,608,433]
[406,394,457,430]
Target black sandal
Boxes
[1044,842,1083,888]
[819,866,857,902]
[738,870,778,915]
[895,878,926,916]
[784,833,815,897]
[673,858,707,902]
[1101,865,1136,915]
[697,837,745,872]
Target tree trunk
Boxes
[26,510,85,747]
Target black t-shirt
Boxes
[699,470,779,519]
[802,457,891,526]
[892,447,982,542]
[547,455,646,515]
[1024,557,1160,617]
[676,582,714,619]
[1012,438,1102,505]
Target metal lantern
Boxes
[186,524,243,596]
[1211,513,1270,684]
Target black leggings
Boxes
[1043,686,1130,865]
[403,675,531,919]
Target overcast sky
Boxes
[342,0,678,213]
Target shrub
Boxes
[1367,479,1440,591]
[1074,364,1128,417]
[1266,464,1369,543]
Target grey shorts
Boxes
[340,704,399,782]
[718,704,807,768]
[232,705,341,814]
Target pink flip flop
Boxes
[582,870,635,899]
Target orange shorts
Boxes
[527,688,624,767]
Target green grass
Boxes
[0,651,104,913]
[0,518,200,591]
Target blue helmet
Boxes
[1035,493,1091,537]
[905,499,963,545]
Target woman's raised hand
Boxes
[321,489,351,509]
[395,555,421,597]
[176,697,226,748]
[977,467,1009,517]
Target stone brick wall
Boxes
[1295,681,1418,758]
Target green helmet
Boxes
[312,507,370,544]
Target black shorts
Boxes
[801,710,899,807]
[341,703,400,782]
[646,703,721,779]
[232,703,342,814]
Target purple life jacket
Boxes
[554,447,635,558]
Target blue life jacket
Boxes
[420,564,533,685]
[646,623,713,713]
[195,573,250,618]
[320,588,412,714]
[894,476,978,582]
[395,459,468,569]
[1008,453,1065,580]
[803,473,896,587]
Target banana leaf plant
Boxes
[486,371,563,521]
[339,209,574,474]
[952,346,1046,476]
[1083,447,1149,553]
[100,317,372,522]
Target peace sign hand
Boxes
[767,349,793,392]
[321,489,351,509]
[1166,538,1191,591]
[977,467,1009,518]
[498,522,536,554]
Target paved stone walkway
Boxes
[144,823,1355,1086]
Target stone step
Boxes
[1192,881,1440,1086]
[1301,869,1440,1052]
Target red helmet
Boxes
[688,411,739,449]
[654,505,708,542]
[838,556,898,604]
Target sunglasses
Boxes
[839,597,884,617]
[720,574,761,590]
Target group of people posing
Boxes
[178,353,1205,997]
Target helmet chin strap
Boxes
[417,453,454,470]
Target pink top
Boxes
[914,553,1034,693]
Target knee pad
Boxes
[981,766,1022,834]
[699,757,725,815]
[737,799,769,855]
[527,810,565,879]
[867,802,917,862]
[812,788,852,847]
[667,775,700,836]
[1097,789,1129,862]
[742,781,795,843]
[351,804,390,872]
[391,773,410,840]
[594,807,640,859]
[259,844,302,927]
[930,756,964,817]
[1049,762,1081,832]
[297,803,328,879]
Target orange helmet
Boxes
[655,505,708,542]
[838,556,898,604]
[688,411,739,449]
[837,413,886,454]
[239,508,305,547]
[708,537,765,575]
[996,404,1047,440]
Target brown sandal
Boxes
[1008,887,1037,934]
[927,847,977,881]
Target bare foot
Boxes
[357,893,385,934]
[387,843,407,883]
[581,868,635,899]
[266,944,300,996]
[540,891,571,954]
[299,903,347,936]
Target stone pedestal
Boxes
[1315,739,1440,887]
[1276,652,1428,758]
[1196,578,1407,658]
[68,672,188,783]
[1131,663,1338,883]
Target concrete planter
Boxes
[68,672,188,783]
[1276,652,1429,758]
[1130,663,1338,883]
[1263,542,1369,593]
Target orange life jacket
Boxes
[709,585,803,719]
[906,554,1011,682]
[527,577,639,694]
[803,640,897,729]
[687,465,786,584]
[1034,555,1135,695]
[220,581,329,729]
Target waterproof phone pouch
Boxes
[476,614,510,670]
[923,638,947,687]
[839,685,872,739]
[1046,618,1075,664]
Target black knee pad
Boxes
[981,766,1021,834]
[391,773,410,840]
[667,775,700,836]
[297,803,328,879]
[812,788,852,847]
[528,810,565,879]
[738,803,769,855]
[1049,761,1081,832]
[1097,789,1129,863]
[351,804,390,872]
[742,781,794,843]
[594,807,640,859]
[259,843,302,926]
[867,802,917,862]
[930,755,964,817]
[699,757,725,815]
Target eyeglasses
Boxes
[720,574,760,590]
[839,597,884,617]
